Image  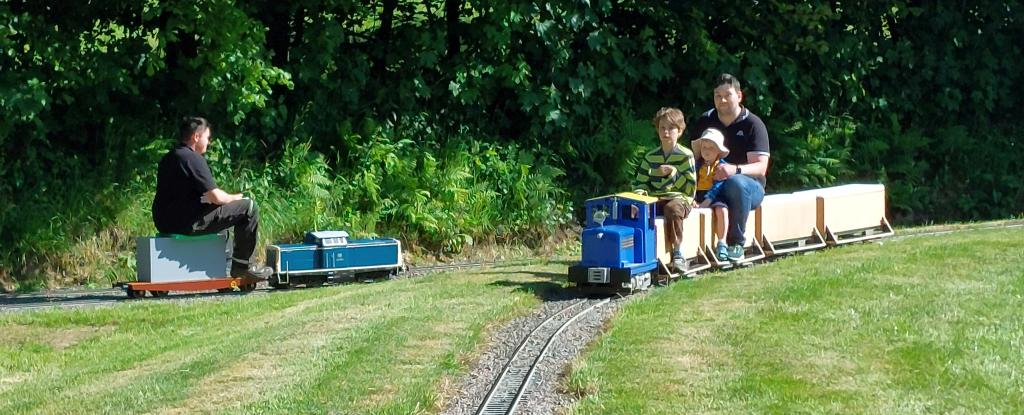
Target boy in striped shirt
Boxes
[631,107,697,272]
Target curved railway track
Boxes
[476,298,610,415]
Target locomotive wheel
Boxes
[150,290,169,298]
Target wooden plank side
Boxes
[757,193,818,242]
[682,209,706,259]
[795,184,887,234]
[655,206,704,262]
[818,186,887,233]
[655,218,669,265]
[655,209,707,264]
[693,207,712,250]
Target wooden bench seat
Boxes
[756,193,826,254]
[705,206,765,266]
[794,184,894,245]
[136,232,229,283]
[655,208,711,275]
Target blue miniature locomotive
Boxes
[568,192,660,291]
[266,231,404,288]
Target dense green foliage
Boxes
[2,1,1022,287]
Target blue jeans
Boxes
[719,174,764,246]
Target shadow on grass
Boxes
[480,270,567,280]
[488,279,581,301]
[520,271,568,280]
[544,259,578,266]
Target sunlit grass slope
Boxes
[0,263,565,414]
[568,227,1024,414]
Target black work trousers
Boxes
[190,198,260,264]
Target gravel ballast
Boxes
[441,292,628,415]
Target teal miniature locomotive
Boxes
[266,231,403,288]
[568,192,660,291]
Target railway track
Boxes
[476,298,610,415]
[0,260,513,312]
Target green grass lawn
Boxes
[0,262,565,414]
[567,226,1024,414]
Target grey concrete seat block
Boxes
[136,233,229,282]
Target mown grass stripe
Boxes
[0,277,430,413]
[232,276,539,414]
[0,266,552,414]
[6,284,397,413]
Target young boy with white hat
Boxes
[692,128,731,261]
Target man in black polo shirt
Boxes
[689,74,770,261]
[152,116,272,279]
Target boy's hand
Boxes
[657,165,678,177]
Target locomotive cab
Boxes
[569,193,660,291]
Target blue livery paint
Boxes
[267,231,404,287]
[570,193,660,290]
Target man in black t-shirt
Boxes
[689,74,770,261]
[152,117,272,279]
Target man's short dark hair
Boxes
[715,73,742,91]
[179,116,210,143]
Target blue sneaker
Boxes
[715,242,729,261]
[727,244,745,261]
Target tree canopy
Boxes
[2,1,1022,285]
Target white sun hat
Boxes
[692,128,730,156]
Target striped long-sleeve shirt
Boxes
[630,144,697,205]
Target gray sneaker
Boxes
[727,244,745,261]
[670,256,689,273]
[231,263,273,280]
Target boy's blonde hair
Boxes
[652,107,686,130]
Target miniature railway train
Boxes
[568,184,894,292]
[124,183,890,298]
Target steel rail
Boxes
[0,298,124,312]
[0,286,271,312]
[507,298,609,415]
[889,222,1023,241]
[476,298,609,415]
